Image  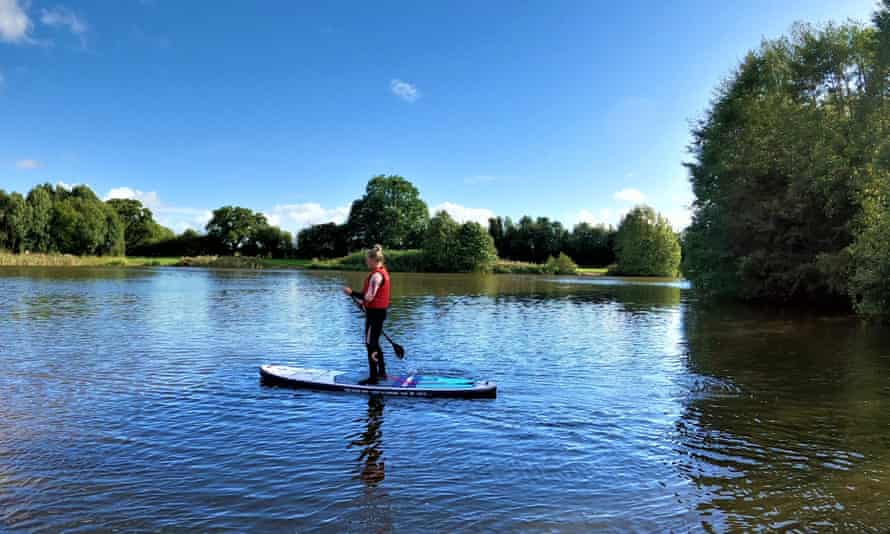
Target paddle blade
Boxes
[392,342,406,360]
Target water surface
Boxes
[1,267,889,532]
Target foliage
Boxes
[296,222,348,259]
[422,211,461,271]
[544,252,579,275]
[565,223,615,267]
[682,16,890,309]
[345,175,429,249]
[107,198,173,253]
[488,216,568,264]
[614,206,681,277]
[205,206,267,254]
[420,211,496,272]
[451,221,498,272]
[307,249,427,272]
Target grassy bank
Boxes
[1,252,613,276]
[0,253,179,267]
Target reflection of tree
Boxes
[349,395,386,487]
[677,304,890,529]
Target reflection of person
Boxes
[349,395,386,487]
[342,245,391,385]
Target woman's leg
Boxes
[365,309,386,382]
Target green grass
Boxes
[577,267,609,276]
[0,252,181,267]
[260,258,314,269]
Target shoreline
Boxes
[0,253,666,279]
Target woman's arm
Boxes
[363,272,383,304]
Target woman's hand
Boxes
[342,286,353,296]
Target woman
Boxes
[342,245,391,384]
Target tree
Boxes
[107,198,167,252]
[205,206,268,254]
[453,222,498,272]
[614,206,681,277]
[346,175,429,249]
[246,224,295,258]
[423,212,496,272]
[423,211,461,271]
[683,21,874,304]
[296,222,348,259]
[27,185,54,253]
[567,222,615,267]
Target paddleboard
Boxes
[259,365,497,399]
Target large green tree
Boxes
[296,222,348,259]
[346,175,429,249]
[422,211,496,272]
[423,210,461,271]
[26,185,54,253]
[566,222,615,267]
[683,18,885,308]
[205,206,268,254]
[107,198,173,252]
[614,206,681,277]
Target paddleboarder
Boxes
[342,244,391,384]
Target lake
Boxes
[1,267,889,532]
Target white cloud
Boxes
[431,202,495,226]
[104,187,161,210]
[104,186,210,232]
[390,79,419,102]
[40,6,87,47]
[266,203,350,235]
[16,158,41,169]
[613,188,645,203]
[0,0,31,43]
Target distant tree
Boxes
[296,222,347,259]
[0,191,31,252]
[422,211,497,272]
[566,222,615,267]
[423,211,461,271]
[346,175,429,249]
[614,206,681,277]
[26,185,54,253]
[246,224,295,258]
[107,198,174,253]
[205,206,268,254]
[488,216,506,256]
[452,221,498,272]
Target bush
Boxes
[544,252,578,275]
[613,206,681,277]
[422,211,497,272]
[308,249,427,272]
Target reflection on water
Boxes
[0,267,889,531]
[679,304,890,531]
[351,395,386,487]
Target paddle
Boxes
[349,294,406,360]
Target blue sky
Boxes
[0,0,879,235]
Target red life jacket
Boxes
[362,266,390,309]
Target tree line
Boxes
[2,177,682,276]
[683,1,890,318]
[298,175,682,275]
[0,183,295,258]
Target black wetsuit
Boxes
[352,292,387,383]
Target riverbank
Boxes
[0,252,614,277]
[0,253,180,267]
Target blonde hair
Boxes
[366,244,385,264]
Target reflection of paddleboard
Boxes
[259,365,497,399]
